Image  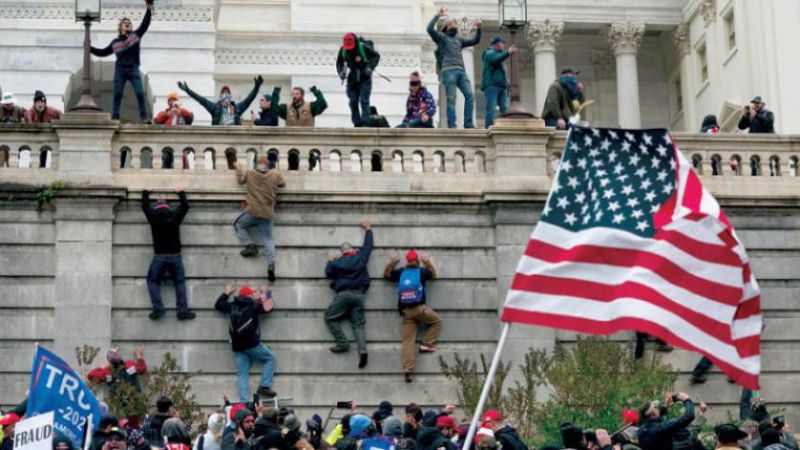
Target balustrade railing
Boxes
[0,125,58,169]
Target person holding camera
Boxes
[214,282,278,402]
[269,86,328,127]
[738,96,775,134]
[637,392,695,450]
[155,92,194,126]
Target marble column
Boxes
[608,22,646,128]
[526,20,565,116]
[673,22,696,131]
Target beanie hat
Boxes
[238,286,254,297]
[490,35,505,45]
[560,423,584,450]
[422,410,439,428]
[348,414,371,437]
[155,199,169,210]
[283,414,302,432]
[106,347,123,364]
[34,90,46,103]
[382,416,403,438]
[234,408,255,426]
[306,414,322,431]
[220,85,231,95]
[405,250,419,262]
[208,413,225,435]
[167,92,179,102]
[622,409,639,425]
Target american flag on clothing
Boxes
[501,126,762,388]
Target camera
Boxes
[336,401,353,409]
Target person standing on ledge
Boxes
[325,219,374,369]
[337,33,380,127]
[177,76,263,126]
[427,6,481,129]
[141,189,195,321]
[481,35,516,128]
[90,0,153,123]
[270,86,328,127]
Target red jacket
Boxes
[154,107,194,125]
[87,359,147,383]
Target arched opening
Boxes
[711,154,722,176]
[267,149,279,170]
[392,150,404,173]
[203,148,215,170]
[433,151,445,173]
[288,149,300,171]
[225,148,237,170]
[119,146,132,169]
[730,155,742,176]
[64,61,155,123]
[330,150,342,172]
[769,155,780,177]
[350,150,362,172]
[749,155,761,176]
[309,149,321,172]
[39,146,52,168]
[370,150,383,172]
[162,147,175,169]
[141,147,153,169]
[246,148,258,169]
[412,151,424,173]
[790,156,799,177]
[474,151,486,173]
[18,145,32,168]
[691,154,703,175]
[0,146,9,167]
[454,151,466,173]
[182,147,195,170]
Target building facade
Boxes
[0,0,798,131]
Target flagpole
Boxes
[462,322,512,450]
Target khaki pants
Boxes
[401,304,442,373]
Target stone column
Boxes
[673,22,696,131]
[526,20,565,115]
[608,22,645,128]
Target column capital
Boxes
[673,22,691,56]
[526,19,565,52]
[608,21,646,55]
[698,0,716,25]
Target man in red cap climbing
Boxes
[383,249,440,383]
[336,33,380,127]
[214,281,277,402]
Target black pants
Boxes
[113,66,148,120]
[634,333,669,359]
[346,79,372,127]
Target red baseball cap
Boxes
[481,409,502,425]
[229,403,245,421]
[436,415,458,431]
[342,33,357,50]
[622,409,639,425]
[0,413,21,427]
[406,250,419,262]
[238,286,254,297]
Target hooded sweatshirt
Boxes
[426,15,481,74]
[194,414,225,450]
[215,292,269,352]
[141,190,189,255]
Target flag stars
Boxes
[669,159,676,170]
[564,213,578,226]
[621,185,634,196]
[582,215,591,225]
[635,167,647,178]
[656,145,668,157]
[626,198,640,208]
[609,130,619,140]
[643,134,653,146]
[651,156,661,169]
[608,201,621,212]
[560,159,573,172]
[613,163,624,175]
[588,148,600,158]
[631,209,644,219]
[612,213,625,224]
[567,176,580,189]
[622,141,632,152]
[636,220,649,232]
[600,178,611,188]
[657,170,669,182]
[577,158,588,169]
[556,196,571,209]
[592,128,601,137]
[603,188,616,199]
[644,191,657,202]
[641,179,652,189]
[601,139,612,151]
[584,135,594,147]
[581,203,589,215]
[625,132,635,142]
[662,184,674,195]
[592,159,603,168]
[594,210,603,221]
[596,169,608,177]
[629,154,641,166]
[575,192,587,204]
[640,143,649,154]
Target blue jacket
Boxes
[325,230,373,292]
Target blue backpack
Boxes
[397,268,424,306]
[360,436,396,450]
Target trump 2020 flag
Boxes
[501,126,762,388]
[27,346,103,449]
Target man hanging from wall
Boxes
[233,156,286,282]
[336,33,380,127]
[141,189,195,320]
[269,86,328,127]
[90,0,153,123]
[427,6,481,129]
[177,76,263,125]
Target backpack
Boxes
[360,437,396,450]
[229,301,259,341]
[397,268,424,307]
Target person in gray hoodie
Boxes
[427,6,482,129]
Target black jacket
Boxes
[90,7,151,69]
[325,230,373,292]
[253,108,278,127]
[495,426,527,450]
[416,427,454,450]
[336,41,381,85]
[334,436,358,450]
[214,293,268,352]
[142,190,188,255]
[738,109,775,133]
[252,418,289,450]
[143,413,170,443]
[638,401,695,450]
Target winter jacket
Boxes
[738,109,775,133]
[253,108,278,127]
[90,6,151,69]
[481,48,510,90]
[325,230,373,293]
[28,106,61,124]
[416,427,454,450]
[87,359,148,385]
[385,264,435,312]
[333,436,358,450]
[1,437,12,450]
[541,81,581,122]
[426,15,481,74]
[236,167,286,220]
[141,190,189,255]
[143,414,171,444]
[0,105,27,123]
[251,418,289,450]
[494,426,527,450]
[402,87,437,125]
[271,87,328,126]
[155,107,194,126]
[214,293,269,352]
[181,79,262,126]
[336,40,381,85]
[637,400,695,450]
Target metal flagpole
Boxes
[462,322,512,450]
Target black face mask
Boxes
[446,28,458,37]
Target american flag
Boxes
[501,126,762,388]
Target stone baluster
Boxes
[608,22,646,129]
[526,20,565,115]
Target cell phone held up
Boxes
[336,401,353,409]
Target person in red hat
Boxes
[336,33,380,127]
[87,346,148,389]
[214,281,277,402]
[383,249,440,383]
[177,76,263,125]
[154,92,194,126]
[477,410,527,450]
[436,416,460,446]
[0,413,20,450]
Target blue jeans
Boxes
[483,86,509,128]
[233,344,276,402]
[346,79,372,127]
[398,118,433,129]
[146,255,189,314]
[113,66,148,120]
[234,212,275,265]
[442,69,475,128]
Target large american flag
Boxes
[501,126,762,388]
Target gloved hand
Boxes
[177,81,188,91]
[254,75,264,85]
[310,85,318,92]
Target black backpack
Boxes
[229,301,258,341]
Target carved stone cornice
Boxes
[607,22,646,55]
[215,49,421,69]
[0,4,213,21]
[673,22,691,57]
[698,0,716,25]
[526,19,565,52]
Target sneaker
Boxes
[655,343,673,353]
[268,263,276,283]
[690,374,707,384]
[240,244,258,257]
[177,311,196,321]
[256,386,277,398]
[329,345,349,353]
[149,309,166,320]
[404,372,413,383]
[419,345,437,353]
[358,353,368,369]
